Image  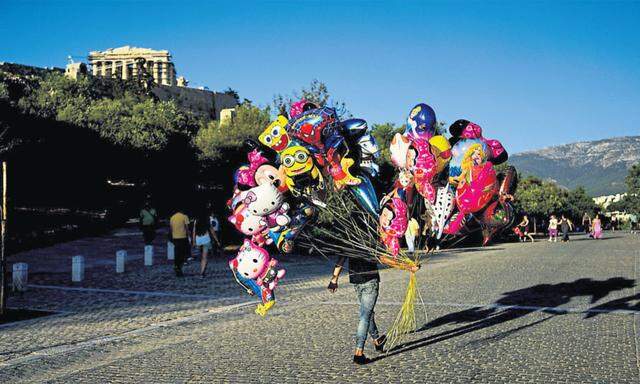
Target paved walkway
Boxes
[1,231,639,383]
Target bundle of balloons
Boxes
[226,101,517,316]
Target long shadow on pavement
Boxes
[373,277,635,362]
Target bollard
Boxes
[116,250,126,273]
[167,241,175,260]
[72,255,85,282]
[12,262,28,292]
[144,245,154,266]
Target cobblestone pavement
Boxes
[1,230,639,383]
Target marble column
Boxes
[152,61,159,84]
[122,61,129,80]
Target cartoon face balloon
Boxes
[281,146,314,176]
[406,103,436,139]
[379,198,408,256]
[449,138,490,181]
[259,116,290,153]
[228,204,268,237]
[242,183,285,216]
[229,239,271,280]
[390,133,411,168]
[254,163,288,192]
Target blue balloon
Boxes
[405,103,437,139]
[349,175,379,218]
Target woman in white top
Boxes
[192,211,221,278]
[548,215,559,242]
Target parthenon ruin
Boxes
[88,46,180,86]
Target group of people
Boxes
[139,197,222,278]
[515,212,604,243]
[547,214,573,242]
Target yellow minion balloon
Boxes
[280,145,323,196]
[259,115,290,153]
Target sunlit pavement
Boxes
[1,231,639,383]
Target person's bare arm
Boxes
[185,218,191,245]
[328,256,347,293]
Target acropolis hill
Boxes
[6,45,238,121]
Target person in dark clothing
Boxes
[581,213,591,234]
[560,214,573,242]
[328,255,419,365]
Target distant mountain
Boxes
[509,136,640,197]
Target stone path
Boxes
[1,230,639,383]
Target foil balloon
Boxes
[287,106,360,189]
[449,120,508,165]
[341,119,380,178]
[280,145,324,198]
[269,200,317,253]
[289,99,319,120]
[235,149,269,188]
[349,175,379,218]
[259,115,291,153]
[390,133,411,168]
[429,185,456,240]
[379,198,408,257]
[455,153,498,213]
[448,138,490,183]
[405,103,437,140]
[428,135,452,174]
[408,138,439,204]
[478,166,518,245]
[229,239,286,316]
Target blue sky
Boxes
[1,0,639,153]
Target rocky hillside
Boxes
[510,136,640,196]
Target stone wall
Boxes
[151,85,237,120]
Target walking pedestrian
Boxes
[328,256,419,364]
[610,215,617,232]
[192,210,220,278]
[548,214,559,242]
[517,215,535,243]
[560,214,573,242]
[139,197,158,246]
[581,212,591,234]
[169,207,190,277]
[591,215,603,239]
[405,217,419,253]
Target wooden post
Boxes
[0,162,7,315]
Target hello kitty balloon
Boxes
[229,239,286,316]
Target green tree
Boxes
[223,87,240,104]
[608,163,640,214]
[566,186,597,219]
[272,79,349,118]
[513,176,568,218]
[370,122,403,165]
[195,103,271,160]
[7,71,197,151]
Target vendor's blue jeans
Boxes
[354,279,380,349]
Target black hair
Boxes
[195,211,211,235]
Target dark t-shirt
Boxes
[348,258,380,285]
